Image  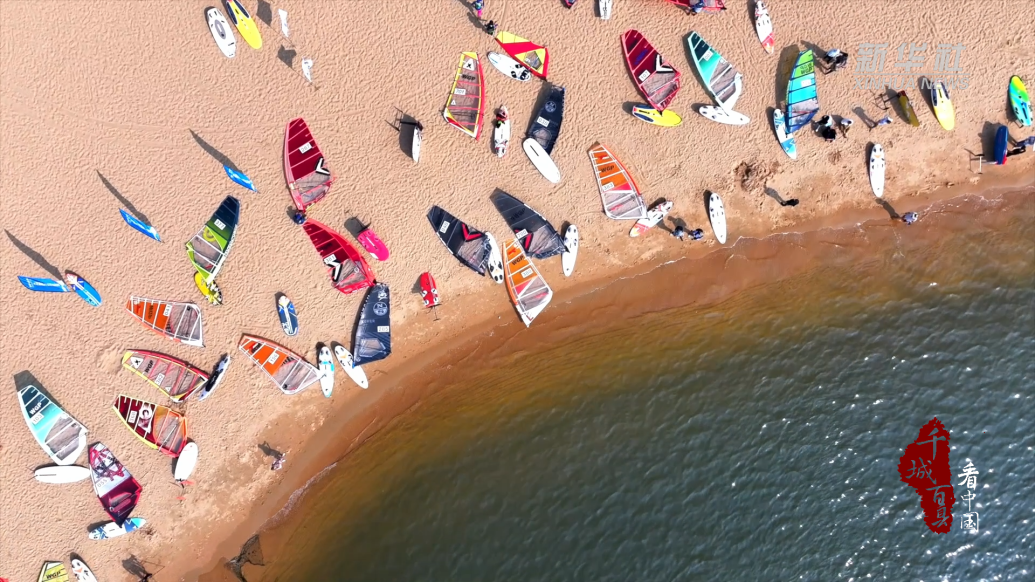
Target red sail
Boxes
[302,220,375,295]
[89,443,142,526]
[284,118,335,211]
[112,395,187,457]
[621,30,681,112]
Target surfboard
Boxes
[1008,76,1032,126]
[562,225,579,277]
[411,123,422,163]
[869,144,886,197]
[318,345,335,397]
[930,81,955,131]
[357,228,390,261]
[419,272,441,307]
[19,385,88,465]
[630,201,673,238]
[708,192,728,244]
[699,106,750,126]
[754,0,774,54]
[494,106,511,157]
[70,558,98,582]
[196,354,230,401]
[631,106,682,127]
[485,232,506,284]
[523,138,561,183]
[206,7,236,58]
[88,517,146,540]
[120,209,162,241]
[277,294,298,336]
[174,441,199,481]
[64,271,101,307]
[994,124,1008,165]
[333,344,369,389]
[772,108,797,159]
[487,52,532,82]
[18,276,69,292]
[599,0,612,19]
[898,91,920,126]
[223,0,261,49]
[35,465,90,484]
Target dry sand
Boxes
[1,0,1033,580]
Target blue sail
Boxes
[224,165,257,191]
[119,209,162,241]
[18,276,69,292]
[786,50,820,134]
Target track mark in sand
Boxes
[98,345,124,374]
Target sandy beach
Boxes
[2,0,1033,580]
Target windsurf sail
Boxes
[495,31,549,78]
[621,30,681,112]
[503,238,553,326]
[126,297,204,347]
[38,562,68,582]
[786,50,820,134]
[120,209,162,241]
[666,0,725,12]
[353,283,392,366]
[302,219,375,295]
[186,196,240,285]
[529,85,565,155]
[112,394,188,457]
[238,334,321,395]
[687,32,743,111]
[18,276,69,292]
[122,350,209,402]
[18,385,88,465]
[492,192,566,259]
[89,443,141,527]
[224,166,257,191]
[588,143,648,220]
[443,52,486,139]
[284,118,335,211]
[426,206,490,275]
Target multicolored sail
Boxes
[353,283,392,366]
[38,562,69,582]
[89,443,141,527]
[495,31,549,78]
[588,143,648,220]
[687,32,743,111]
[112,394,188,457]
[621,30,681,112]
[126,297,204,347]
[284,118,334,211]
[666,0,725,12]
[492,192,566,259]
[503,238,553,326]
[443,52,486,139]
[302,219,375,295]
[786,50,820,134]
[427,206,491,276]
[238,334,322,395]
[186,196,239,286]
[122,350,209,402]
[18,384,88,465]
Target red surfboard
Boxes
[419,272,440,308]
[357,228,390,261]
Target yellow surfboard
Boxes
[224,0,262,50]
[930,81,955,131]
[631,106,682,127]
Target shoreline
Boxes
[191,174,1034,581]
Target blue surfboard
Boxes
[18,276,69,292]
[224,165,257,192]
[277,294,298,336]
[994,125,1008,165]
[64,271,102,306]
[119,209,162,241]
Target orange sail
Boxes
[588,143,648,220]
[238,334,321,395]
[112,394,187,457]
[503,238,553,326]
[125,297,204,347]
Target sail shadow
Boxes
[189,129,239,171]
[255,0,273,25]
[98,171,150,224]
[5,230,61,278]
[277,45,296,69]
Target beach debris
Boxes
[301,57,313,83]
[278,8,289,38]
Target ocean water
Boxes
[255,193,1033,581]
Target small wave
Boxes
[262,461,339,529]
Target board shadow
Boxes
[979,121,1000,159]
[853,106,876,129]
[98,171,150,224]
[917,76,935,113]
[411,275,424,295]
[343,217,369,238]
[5,232,62,279]
[189,130,238,171]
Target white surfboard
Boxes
[197,354,230,402]
[333,344,369,389]
[708,192,728,244]
[488,52,532,82]
[523,138,561,184]
[71,558,99,582]
[35,465,90,484]
[494,110,511,157]
[773,108,797,160]
[318,345,335,397]
[699,106,751,126]
[173,441,199,481]
[88,517,146,540]
[206,7,237,58]
[630,201,673,238]
[869,144,885,198]
[562,225,579,277]
[412,124,422,163]
[485,232,506,284]
[754,0,775,54]
[599,0,613,20]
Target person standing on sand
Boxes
[840,118,853,137]
[1020,136,1035,148]
[875,115,893,127]
[902,212,919,225]
[672,225,687,241]
[690,229,704,241]
[271,452,287,471]
[780,198,800,207]
[485,20,497,36]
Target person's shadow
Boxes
[877,198,900,219]
[666,215,687,235]
[258,441,283,459]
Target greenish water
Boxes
[258,193,1033,581]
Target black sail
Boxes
[528,85,565,154]
[491,192,566,259]
[427,205,490,275]
[353,283,391,365]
